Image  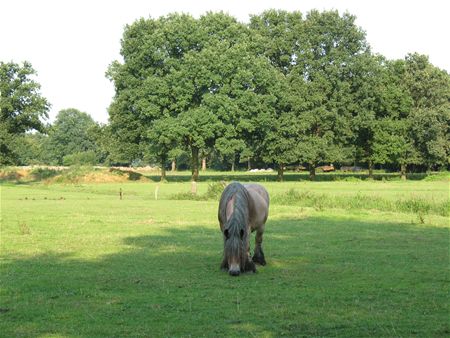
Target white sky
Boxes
[1,0,449,124]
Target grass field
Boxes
[1,172,449,337]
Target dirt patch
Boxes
[1,166,154,184]
[44,168,150,184]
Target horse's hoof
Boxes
[252,254,266,266]
[245,260,256,273]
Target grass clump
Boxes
[422,171,450,182]
[170,181,227,201]
[271,188,449,217]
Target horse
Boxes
[218,182,269,276]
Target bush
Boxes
[169,181,227,201]
[30,167,60,180]
[203,181,227,200]
[63,151,98,166]
[0,168,22,181]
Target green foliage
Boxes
[170,181,227,201]
[106,10,450,179]
[62,151,98,166]
[30,167,59,180]
[422,171,450,181]
[5,10,443,175]
[0,61,50,165]
[44,108,99,165]
[203,180,227,199]
[271,188,448,216]
[49,166,93,184]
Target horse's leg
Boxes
[252,226,266,266]
[244,228,256,273]
[220,256,228,271]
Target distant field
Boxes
[1,177,449,337]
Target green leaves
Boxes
[0,61,50,164]
[44,108,99,165]
[107,10,450,177]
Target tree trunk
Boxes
[277,163,284,182]
[160,155,167,181]
[400,163,407,180]
[368,159,373,179]
[201,157,206,171]
[247,157,251,171]
[171,159,176,172]
[231,154,236,172]
[191,146,199,182]
[309,164,316,181]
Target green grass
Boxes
[1,178,449,337]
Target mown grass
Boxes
[0,178,449,337]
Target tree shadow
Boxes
[1,217,448,337]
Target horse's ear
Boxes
[224,229,229,239]
[240,229,244,239]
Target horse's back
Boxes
[243,184,269,230]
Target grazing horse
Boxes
[218,182,269,276]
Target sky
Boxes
[1,0,449,124]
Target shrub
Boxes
[30,167,60,180]
[63,151,98,166]
[0,168,22,181]
[203,181,227,200]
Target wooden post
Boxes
[119,188,123,200]
[191,181,197,194]
[201,157,207,171]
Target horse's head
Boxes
[219,182,255,276]
[223,225,249,276]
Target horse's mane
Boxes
[219,182,250,235]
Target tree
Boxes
[12,132,47,165]
[0,61,50,165]
[44,108,98,165]
[286,10,368,179]
[107,14,206,176]
[403,53,450,170]
[147,116,182,180]
[108,12,280,181]
[249,10,303,180]
[372,118,419,179]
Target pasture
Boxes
[1,173,449,337]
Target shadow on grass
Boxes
[1,217,449,337]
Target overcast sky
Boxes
[1,0,449,123]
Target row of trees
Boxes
[1,10,449,181]
[107,10,449,180]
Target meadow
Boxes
[0,170,449,337]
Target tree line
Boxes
[1,10,449,181]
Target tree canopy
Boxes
[0,61,50,165]
[43,108,99,165]
[4,10,449,178]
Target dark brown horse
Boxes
[218,182,269,276]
